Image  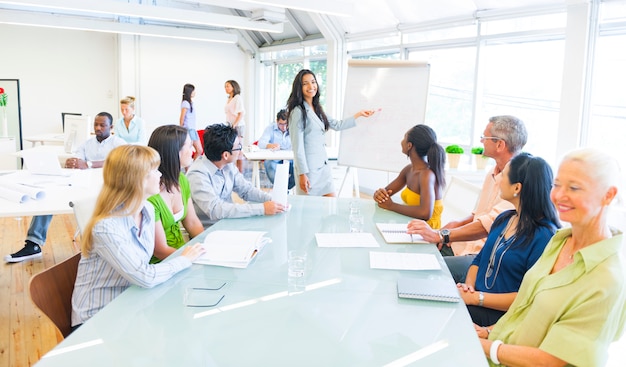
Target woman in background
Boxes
[459,153,560,327]
[373,124,446,229]
[116,96,147,144]
[477,148,625,367]
[287,69,375,196]
[71,145,204,329]
[224,79,245,172]
[179,83,203,158]
[148,125,204,262]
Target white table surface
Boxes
[0,168,102,218]
[34,196,488,367]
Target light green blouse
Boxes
[489,228,626,367]
[147,173,191,262]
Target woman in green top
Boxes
[148,125,204,261]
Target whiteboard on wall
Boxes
[338,60,430,173]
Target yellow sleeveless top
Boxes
[400,187,443,229]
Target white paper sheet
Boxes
[315,233,379,248]
[369,252,441,270]
[271,162,290,206]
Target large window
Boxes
[274,62,303,112]
[408,47,476,146]
[587,2,626,171]
[478,39,564,163]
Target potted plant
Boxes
[445,144,464,169]
[471,146,489,170]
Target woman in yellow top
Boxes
[373,124,446,229]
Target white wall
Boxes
[0,24,250,144]
[136,37,249,134]
[2,25,119,138]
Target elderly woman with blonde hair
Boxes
[477,147,626,367]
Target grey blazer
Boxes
[289,103,355,196]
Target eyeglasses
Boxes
[231,143,243,152]
[480,135,503,142]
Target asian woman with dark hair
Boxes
[459,153,560,326]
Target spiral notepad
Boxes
[376,223,427,243]
[397,277,461,303]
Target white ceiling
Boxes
[0,0,567,48]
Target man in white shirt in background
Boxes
[5,112,126,263]
[257,109,295,189]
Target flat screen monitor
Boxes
[63,115,91,154]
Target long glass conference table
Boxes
[35,196,487,366]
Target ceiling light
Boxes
[0,0,284,33]
[0,9,238,43]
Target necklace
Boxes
[484,215,518,290]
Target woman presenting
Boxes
[287,69,375,196]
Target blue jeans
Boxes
[264,159,295,189]
[26,215,53,246]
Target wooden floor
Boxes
[0,214,78,367]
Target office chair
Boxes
[29,252,81,338]
[69,197,97,247]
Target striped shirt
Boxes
[71,203,192,326]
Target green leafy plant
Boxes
[445,144,464,154]
[471,146,484,155]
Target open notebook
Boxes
[194,230,270,268]
[376,223,427,244]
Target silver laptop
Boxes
[22,151,73,177]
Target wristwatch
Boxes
[439,229,450,245]
[86,160,93,169]
[478,291,485,307]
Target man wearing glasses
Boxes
[188,123,285,226]
[408,115,528,282]
[257,109,295,190]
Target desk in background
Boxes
[243,148,293,189]
[23,133,65,147]
[243,147,340,189]
[35,196,487,367]
[0,168,102,218]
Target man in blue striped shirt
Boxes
[257,109,295,189]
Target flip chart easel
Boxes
[338,60,430,183]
